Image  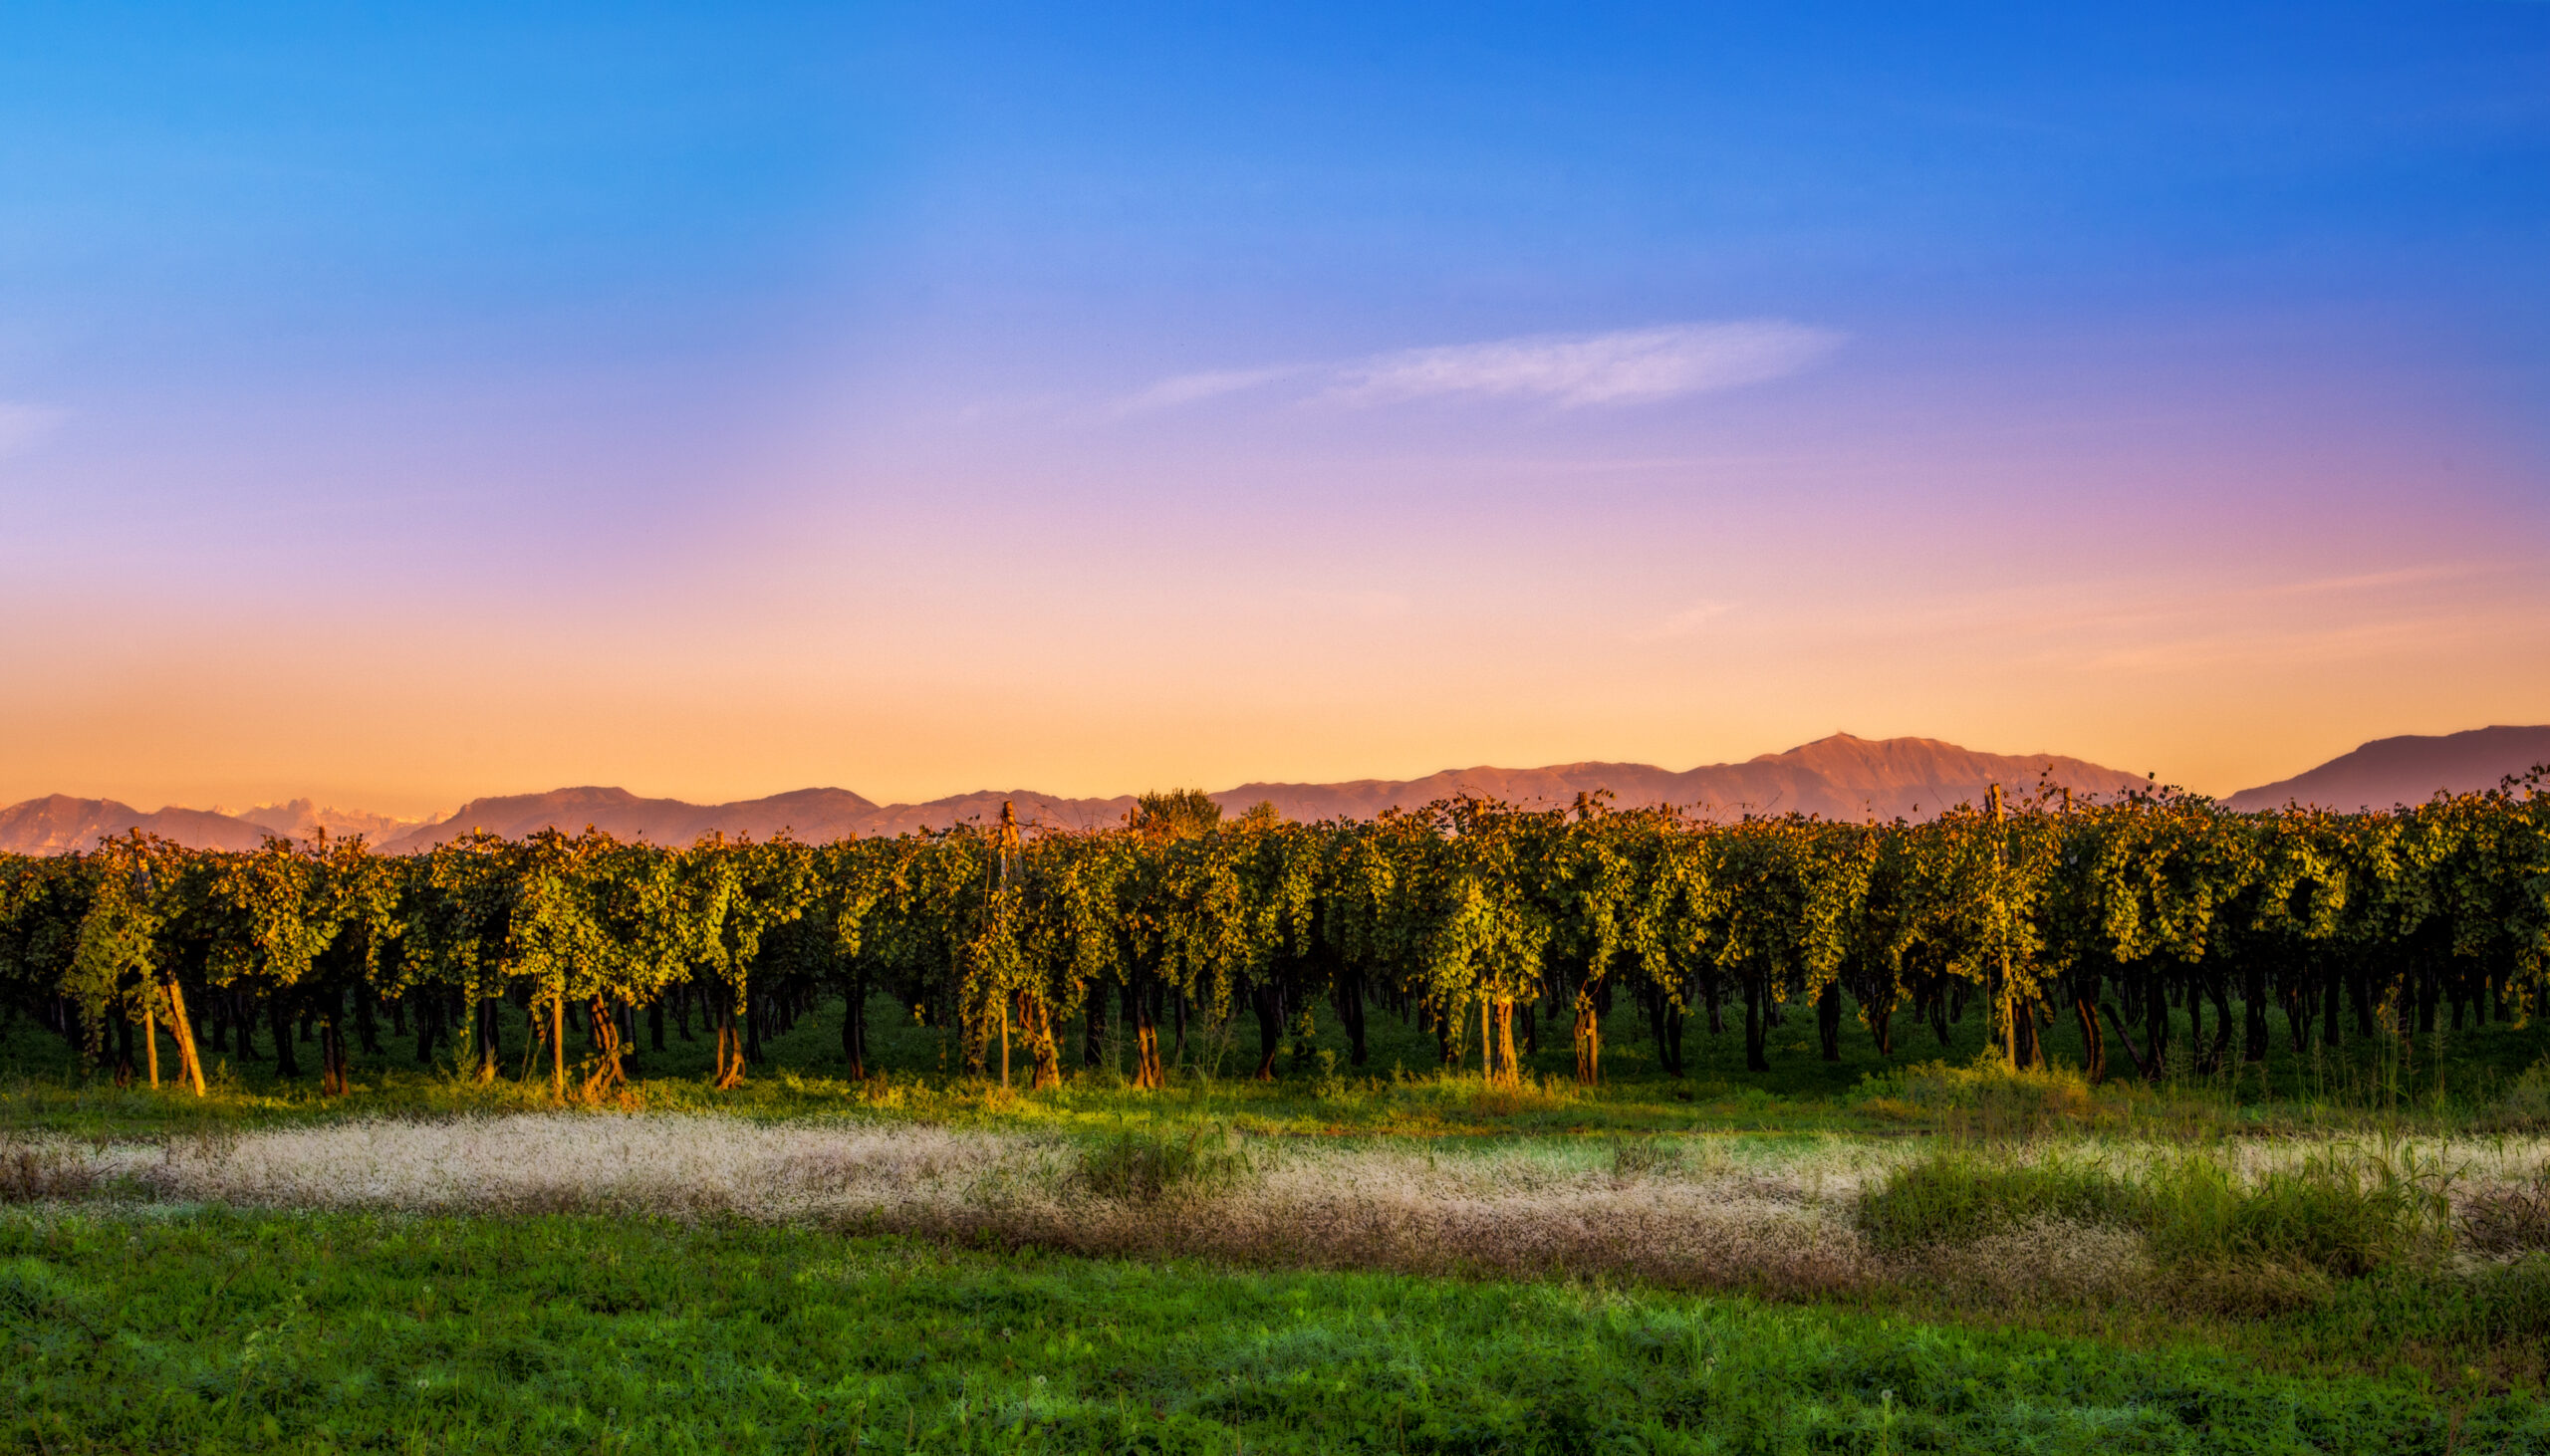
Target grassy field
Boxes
[3,994,2547,1452]
[6,1207,2547,1455]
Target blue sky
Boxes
[2,2,2545,811]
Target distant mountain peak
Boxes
[1214,734,2144,825]
[379,785,886,853]
[228,798,426,845]
[0,796,272,854]
[2226,725,2550,811]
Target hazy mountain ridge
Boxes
[20,727,2541,856]
[379,787,1152,851]
[1,734,2148,855]
[224,798,427,846]
[2224,725,2550,812]
[0,795,275,855]
[376,786,888,853]
[1216,734,2148,822]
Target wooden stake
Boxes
[711,1005,746,1089]
[1989,783,2015,1070]
[1574,997,1601,1086]
[996,800,1019,1091]
[164,980,206,1095]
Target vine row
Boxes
[3,782,2543,1095]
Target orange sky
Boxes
[8,455,2544,818]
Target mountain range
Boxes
[0,795,281,855]
[4,726,2541,856]
[2221,725,2550,812]
[355,733,2144,852]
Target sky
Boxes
[1,1,2545,817]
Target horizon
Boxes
[18,726,2147,823]
[23,723,2548,826]
[117,725,2161,823]
[4,4,2546,818]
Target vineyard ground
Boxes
[3,988,2545,1139]
[5,1206,2549,1454]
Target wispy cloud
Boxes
[0,403,65,458]
[1112,364,1303,415]
[1335,322,1840,407]
[1118,321,1840,416]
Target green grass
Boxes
[1073,1126,1256,1205]
[1861,1142,2469,1278]
[3,1206,2545,1454]
[4,988,2543,1141]
[1842,1142,2550,1394]
[1857,1151,2147,1254]
[5,998,2548,1449]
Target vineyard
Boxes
[2,782,2544,1104]
[5,783,2550,1452]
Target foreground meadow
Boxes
[4,994,2548,1452]
[12,1208,2550,1455]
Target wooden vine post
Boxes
[583,996,626,1100]
[163,977,206,1094]
[1988,783,2017,1070]
[997,801,1018,1090]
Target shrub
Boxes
[1853,1058,2099,1135]
[2462,1252,2550,1341]
[2487,1057,2550,1130]
[2145,1145,2454,1277]
[1075,1127,1251,1205]
[1609,1136,1683,1179]
[1856,1150,2143,1253]
[2462,1171,2550,1257]
[1860,1141,2461,1280]
[0,1142,96,1203]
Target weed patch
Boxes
[1075,1126,1252,1204]
[1865,1139,2469,1284]
[2463,1171,2550,1257]
[1609,1134,1685,1179]
[1857,1149,2143,1252]
[2142,1144,2455,1277]
[0,1141,95,1202]
[2486,1057,2550,1131]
